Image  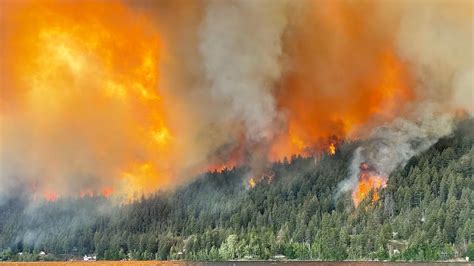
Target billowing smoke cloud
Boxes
[0,0,192,203]
[199,0,288,141]
[395,0,473,113]
[339,107,454,195]
[338,0,473,201]
[269,0,415,159]
[0,0,472,204]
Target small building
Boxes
[83,255,96,261]
[273,254,286,260]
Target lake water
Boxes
[0,261,470,266]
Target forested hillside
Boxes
[1,120,472,262]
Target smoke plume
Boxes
[199,0,288,141]
[337,0,473,202]
[0,0,472,204]
[339,108,454,196]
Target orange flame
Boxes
[77,187,112,198]
[352,163,387,207]
[207,162,237,173]
[328,143,336,155]
[247,169,274,189]
[43,191,58,202]
[269,1,414,160]
[101,187,113,198]
[1,0,181,199]
[248,178,256,188]
[1,0,417,200]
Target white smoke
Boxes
[199,0,288,141]
[339,107,454,194]
[339,0,472,199]
[395,0,474,113]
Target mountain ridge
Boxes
[0,119,472,262]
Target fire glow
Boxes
[3,0,467,205]
[0,0,409,201]
[328,143,336,156]
[352,163,388,207]
[248,178,256,189]
[1,0,179,199]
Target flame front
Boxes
[269,1,414,160]
[3,0,459,202]
[248,178,256,189]
[1,0,180,199]
[352,163,388,207]
[328,143,336,156]
[0,0,411,200]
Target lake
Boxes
[0,261,470,266]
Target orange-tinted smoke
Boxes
[270,1,414,160]
[0,0,181,199]
[0,0,424,201]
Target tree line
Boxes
[0,119,472,261]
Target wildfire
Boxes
[207,161,237,173]
[101,187,114,198]
[79,187,113,198]
[269,0,414,161]
[43,191,58,202]
[0,0,182,200]
[247,169,274,189]
[152,126,172,145]
[0,0,421,201]
[352,163,387,207]
[328,143,336,155]
[248,178,256,188]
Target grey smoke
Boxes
[199,0,288,141]
[395,0,473,113]
[339,108,454,195]
[339,0,472,198]
[1,0,471,205]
